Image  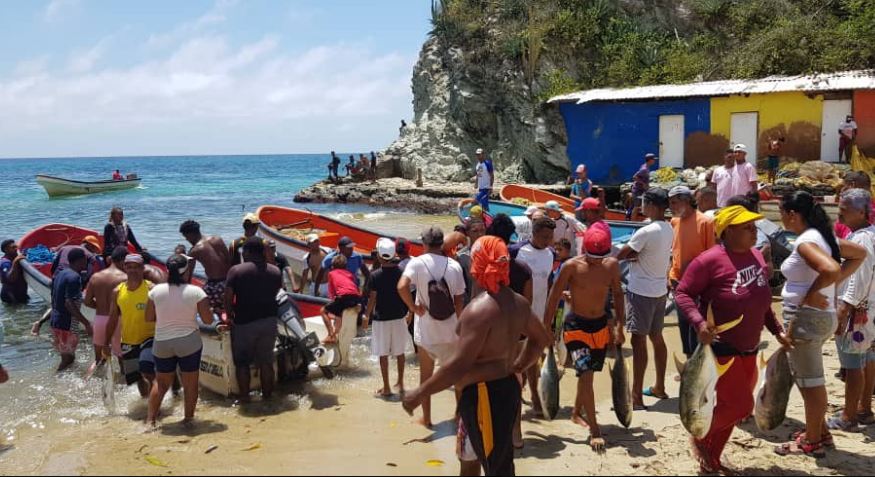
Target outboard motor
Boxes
[276,290,335,379]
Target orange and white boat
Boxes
[256,205,424,274]
[500,184,638,221]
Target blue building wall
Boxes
[559,98,711,184]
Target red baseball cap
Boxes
[584,227,611,258]
[575,197,601,212]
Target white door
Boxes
[821,99,853,162]
[659,115,685,168]
[731,112,758,164]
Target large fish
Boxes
[611,346,633,428]
[538,345,561,420]
[754,349,794,431]
[675,314,744,439]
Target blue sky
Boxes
[0,0,431,158]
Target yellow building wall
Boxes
[710,91,824,161]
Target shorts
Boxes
[784,306,837,388]
[92,314,122,357]
[325,294,361,317]
[204,279,226,312]
[121,339,155,385]
[625,292,667,336]
[836,340,875,370]
[767,155,780,170]
[457,375,520,476]
[371,319,410,357]
[153,331,204,374]
[231,317,277,368]
[51,327,80,355]
[564,315,610,376]
[419,342,456,365]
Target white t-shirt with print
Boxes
[626,221,673,298]
[513,242,554,319]
[402,253,466,347]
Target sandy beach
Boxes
[1,301,872,476]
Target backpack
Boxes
[424,256,455,321]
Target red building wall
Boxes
[855,90,875,157]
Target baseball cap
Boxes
[376,238,396,261]
[82,235,102,252]
[584,227,612,258]
[524,205,540,217]
[125,253,144,264]
[476,148,484,154]
[338,236,355,249]
[714,205,763,237]
[733,144,748,153]
[643,187,670,207]
[645,153,657,160]
[668,185,693,198]
[575,164,586,173]
[545,200,562,212]
[576,197,601,211]
[243,213,260,225]
[306,233,320,244]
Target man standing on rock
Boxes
[474,148,494,213]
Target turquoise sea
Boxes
[0,154,395,434]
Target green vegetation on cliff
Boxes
[430,0,875,101]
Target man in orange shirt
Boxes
[668,186,715,357]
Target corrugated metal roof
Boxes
[548,70,875,104]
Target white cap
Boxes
[306,234,320,244]
[545,200,562,212]
[575,164,586,173]
[476,148,484,154]
[376,237,396,260]
[524,206,540,217]
[733,144,748,153]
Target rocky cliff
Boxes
[383,35,569,184]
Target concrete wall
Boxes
[710,91,824,162]
[854,90,875,157]
[559,98,710,184]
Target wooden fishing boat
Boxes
[499,184,635,221]
[35,175,141,198]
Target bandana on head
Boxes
[470,236,510,294]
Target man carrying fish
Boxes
[674,206,791,474]
[402,236,551,477]
[544,226,625,452]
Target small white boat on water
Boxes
[35,174,142,198]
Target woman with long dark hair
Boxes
[776,191,866,456]
[102,207,144,259]
[145,255,213,428]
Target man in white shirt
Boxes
[733,144,758,197]
[397,226,466,428]
[511,206,541,244]
[474,148,494,212]
[617,188,673,410]
[545,201,578,255]
[839,115,859,163]
[708,150,738,208]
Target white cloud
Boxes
[43,0,79,22]
[0,35,415,156]
[146,0,239,50]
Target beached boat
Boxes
[35,175,141,198]
[457,198,529,222]
[500,184,634,221]
[256,205,424,274]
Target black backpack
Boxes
[424,257,455,321]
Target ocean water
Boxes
[0,154,433,438]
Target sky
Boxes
[0,0,431,158]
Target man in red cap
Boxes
[403,236,551,477]
[575,197,612,256]
[544,227,624,453]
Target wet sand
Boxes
[2,301,873,476]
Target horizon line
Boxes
[0,151,385,161]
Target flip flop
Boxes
[642,387,669,399]
[633,404,649,411]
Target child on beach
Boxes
[321,254,361,344]
[364,238,410,397]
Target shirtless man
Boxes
[298,234,327,296]
[403,236,551,477]
[544,227,625,452]
[179,220,231,315]
[143,254,167,284]
[84,246,128,361]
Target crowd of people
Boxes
[327,151,378,183]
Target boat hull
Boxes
[35,175,141,198]
[500,184,633,221]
